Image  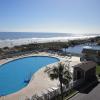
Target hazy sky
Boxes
[0,0,100,33]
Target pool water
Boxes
[0,56,59,95]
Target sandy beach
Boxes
[0,35,97,48]
[0,52,80,100]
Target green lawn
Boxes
[96,65,100,75]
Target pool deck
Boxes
[0,52,80,100]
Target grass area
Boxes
[96,65,100,75]
[64,89,77,100]
[50,89,76,100]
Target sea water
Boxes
[0,32,99,48]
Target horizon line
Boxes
[0,32,100,34]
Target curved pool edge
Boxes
[0,55,60,67]
[0,53,64,99]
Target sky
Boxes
[0,0,100,33]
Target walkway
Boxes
[70,83,100,100]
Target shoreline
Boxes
[0,36,100,60]
[0,35,98,48]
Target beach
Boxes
[0,32,99,48]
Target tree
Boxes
[62,43,69,54]
[45,61,72,100]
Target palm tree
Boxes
[45,62,72,100]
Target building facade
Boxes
[73,61,96,87]
[80,46,100,64]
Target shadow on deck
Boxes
[74,79,99,94]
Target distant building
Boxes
[80,46,100,64]
[73,61,96,87]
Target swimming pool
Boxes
[0,56,59,95]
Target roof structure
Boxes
[83,46,100,51]
[73,61,96,71]
[82,47,100,54]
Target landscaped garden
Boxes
[96,65,100,76]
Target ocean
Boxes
[0,32,100,48]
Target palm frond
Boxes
[45,61,72,87]
[49,73,58,80]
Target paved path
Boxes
[70,83,100,100]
